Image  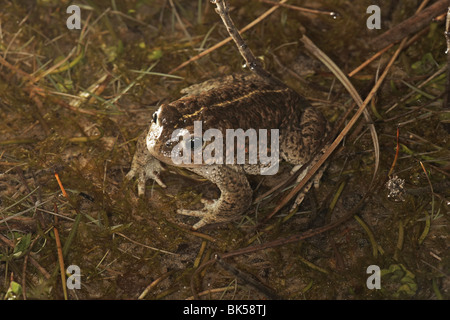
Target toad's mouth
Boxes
[146,124,163,151]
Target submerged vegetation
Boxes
[0,0,448,299]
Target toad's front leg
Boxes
[178,165,253,230]
[126,131,166,195]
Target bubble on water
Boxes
[330,12,339,20]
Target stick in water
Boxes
[211,0,285,87]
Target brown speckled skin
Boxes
[126,74,328,229]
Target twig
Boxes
[0,232,51,280]
[54,173,68,198]
[385,64,447,113]
[21,253,29,300]
[169,0,288,74]
[190,189,370,298]
[215,254,281,299]
[138,271,174,300]
[186,285,243,299]
[370,0,449,51]
[115,232,178,256]
[284,1,434,214]
[258,0,338,17]
[53,205,68,300]
[418,161,434,245]
[193,240,208,268]
[353,215,380,258]
[169,0,192,41]
[444,6,450,109]
[348,44,393,77]
[388,127,401,176]
[394,220,404,261]
[0,55,35,82]
[211,0,281,86]
[269,34,385,218]
[301,35,380,181]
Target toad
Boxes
[126,73,328,229]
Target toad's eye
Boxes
[152,112,158,124]
[187,137,202,150]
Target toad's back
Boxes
[159,74,309,133]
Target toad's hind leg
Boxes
[290,162,328,212]
[282,106,329,212]
[177,165,252,229]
